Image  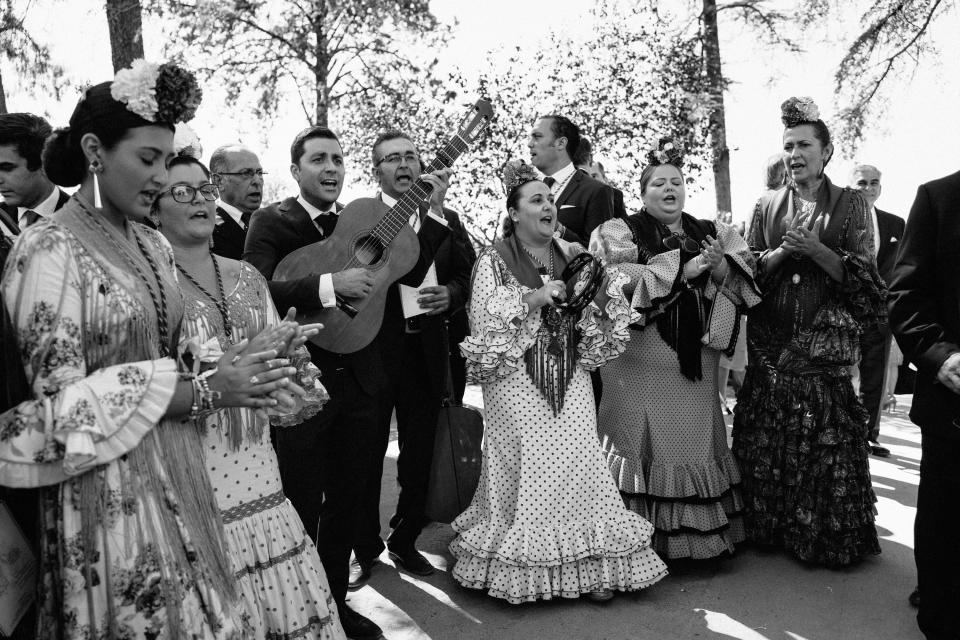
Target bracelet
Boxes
[196,368,222,411]
[188,378,203,420]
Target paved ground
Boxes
[348,391,922,640]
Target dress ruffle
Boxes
[576,268,641,370]
[225,497,343,639]
[733,365,881,566]
[461,284,541,384]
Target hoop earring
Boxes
[89,159,104,208]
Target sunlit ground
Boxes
[347,392,922,640]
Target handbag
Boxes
[701,278,742,356]
[424,323,484,524]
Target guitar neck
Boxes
[373,134,470,242]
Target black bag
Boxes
[424,325,484,524]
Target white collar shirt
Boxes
[216,199,246,226]
[17,186,60,229]
[547,162,576,198]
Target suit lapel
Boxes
[281,197,324,242]
[555,171,583,207]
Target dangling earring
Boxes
[89,159,104,208]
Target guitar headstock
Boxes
[457,100,494,145]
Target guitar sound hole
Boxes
[352,235,385,266]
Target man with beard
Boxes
[349,130,475,587]
[528,115,615,243]
[243,126,450,640]
[209,144,265,259]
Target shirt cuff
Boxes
[426,211,449,227]
[318,273,336,308]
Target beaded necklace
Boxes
[520,242,556,282]
[520,242,566,356]
[76,197,172,356]
[176,255,233,342]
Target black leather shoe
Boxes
[909,586,920,608]
[869,442,891,457]
[348,557,376,590]
[387,544,435,576]
[339,604,383,640]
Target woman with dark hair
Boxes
[154,154,346,639]
[732,97,886,566]
[0,61,299,638]
[590,139,760,560]
[449,160,666,604]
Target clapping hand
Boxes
[782,219,825,257]
[937,352,960,395]
[699,236,724,270]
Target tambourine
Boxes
[557,252,605,315]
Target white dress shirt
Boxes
[546,162,576,198]
[216,199,245,227]
[870,206,880,258]
[17,186,61,229]
[297,194,340,308]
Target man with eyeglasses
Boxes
[348,130,475,588]
[209,144,265,259]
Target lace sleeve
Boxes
[834,190,888,331]
[0,226,177,487]
[459,248,542,384]
[576,266,641,370]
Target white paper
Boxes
[399,263,438,319]
[0,502,36,637]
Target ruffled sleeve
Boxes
[576,266,641,370]
[833,190,888,332]
[702,221,762,310]
[0,225,177,488]
[588,218,686,325]
[459,248,542,384]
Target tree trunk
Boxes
[0,69,7,114]
[313,8,330,127]
[701,0,732,216]
[105,0,145,73]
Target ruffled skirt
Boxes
[732,361,880,566]
[598,329,745,559]
[450,369,667,603]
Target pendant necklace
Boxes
[521,242,564,356]
[791,191,817,285]
[177,254,234,343]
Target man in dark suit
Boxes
[0,112,70,242]
[528,115,615,244]
[888,168,960,640]
[209,144,264,259]
[850,164,906,457]
[349,131,475,586]
[243,125,450,640]
[573,136,627,219]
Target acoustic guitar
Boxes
[273,99,494,353]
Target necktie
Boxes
[240,210,251,230]
[543,177,556,188]
[22,210,40,228]
[314,212,337,238]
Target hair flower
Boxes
[111,59,161,122]
[110,59,202,125]
[174,122,203,158]
[780,96,821,127]
[501,158,540,195]
[645,137,684,169]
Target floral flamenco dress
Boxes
[732,178,885,566]
[0,201,246,639]
[178,260,346,640]
[450,236,668,604]
[590,213,761,560]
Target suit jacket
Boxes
[0,188,70,238]
[611,186,627,219]
[874,208,905,283]
[379,202,476,397]
[555,169,615,244]
[242,196,450,394]
[888,170,960,441]
[211,206,247,260]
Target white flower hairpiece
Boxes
[174,122,203,158]
[111,59,161,122]
[781,96,821,127]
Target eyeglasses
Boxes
[216,169,267,180]
[163,183,220,203]
[376,152,419,167]
[662,232,701,253]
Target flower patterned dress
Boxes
[590,215,761,560]
[733,181,885,566]
[450,243,668,604]
[0,203,247,639]
[179,261,346,640]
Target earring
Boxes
[150,212,162,230]
[89,159,103,208]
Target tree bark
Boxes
[701,0,732,215]
[105,0,145,73]
[0,69,7,114]
[313,7,330,126]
